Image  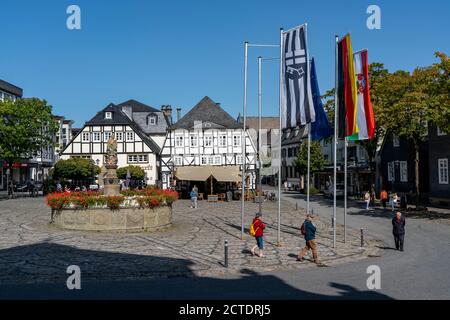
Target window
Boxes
[236,155,244,164]
[204,136,212,147]
[115,132,123,141]
[201,156,207,165]
[104,132,112,141]
[105,112,112,119]
[126,132,134,141]
[437,127,447,136]
[174,156,183,166]
[147,116,157,125]
[400,161,408,182]
[92,132,101,142]
[190,136,198,147]
[233,135,241,147]
[82,132,90,142]
[128,154,148,163]
[219,135,227,147]
[214,156,221,165]
[438,159,449,184]
[393,134,400,147]
[388,162,395,182]
[175,136,184,147]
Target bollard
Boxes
[296,202,298,211]
[224,239,229,268]
[360,228,364,247]
[331,216,334,228]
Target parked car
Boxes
[13,182,28,192]
[323,184,345,198]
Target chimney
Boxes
[176,107,182,123]
[161,105,173,124]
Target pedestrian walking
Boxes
[364,191,371,210]
[56,182,62,193]
[392,211,406,251]
[297,213,319,264]
[370,185,376,208]
[250,212,265,257]
[391,193,398,211]
[190,187,198,209]
[380,189,388,209]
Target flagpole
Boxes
[258,56,263,215]
[333,35,338,249]
[344,137,347,243]
[307,124,311,215]
[277,28,283,247]
[241,41,248,240]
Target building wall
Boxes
[428,125,450,200]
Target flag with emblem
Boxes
[281,24,315,129]
[348,49,376,140]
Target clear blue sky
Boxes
[1,0,449,127]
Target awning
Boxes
[175,165,241,182]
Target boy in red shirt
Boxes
[251,212,266,258]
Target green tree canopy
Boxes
[117,165,145,180]
[53,158,100,181]
[295,140,326,176]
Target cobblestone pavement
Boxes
[0,197,382,285]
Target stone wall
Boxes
[52,205,172,232]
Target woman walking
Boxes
[250,213,266,258]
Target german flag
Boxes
[337,34,358,138]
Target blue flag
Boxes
[310,58,333,141]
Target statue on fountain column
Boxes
[103,136,120,195]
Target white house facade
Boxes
[61,100,169,186]
[161,96,257,191]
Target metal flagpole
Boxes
[258,56,263,215]
[344,138,347,243]
[241,41,248,240]
[333,35,339,249]
[277,28,284,246]
[307,124,311,215]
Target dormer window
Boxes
[146,114,158,125]
[105,112,112,119]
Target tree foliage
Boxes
[117,165,145,180]
[53,158,100,180]
[295,140,326,176]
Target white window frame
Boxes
[204,136,212,147]
[82,132,90,142]
[190,136,198,147]
[400,161,408,182]
[236,155,244,165]
[126,132,134,141]
[438,158,449,184]
[214,155,221,165]
[219,135,227,147]
[393,134,400,147]
[437,127,447,136]
[175,136,184,147]
[233,135,241,147]
[92,132,101,142]
[104,132,112,141]
[149,116,157,125]
[201,156,207,165]
[174,156,183,166]
[115,132,123,141]
[388,162,395,182]
[105,112,112,119]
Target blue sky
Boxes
[1,0,449,127]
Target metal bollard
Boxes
[224,239,229,268]
[360,228,364,247]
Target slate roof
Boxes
[245,117,280,130]
[116,99,160,113]
[282,125,308,146]
[85,103,132,125]
[170,96,242,130]
[0,79,23,97]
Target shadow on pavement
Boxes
[0,242,394,300]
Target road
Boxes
[1,192,449,300]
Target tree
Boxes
[117,165,145,180]
[0,98,59,197]
[295,140,326,179]
[53,158,100,181]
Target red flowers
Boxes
[45,188,178,210]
